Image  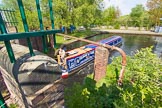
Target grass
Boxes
[55,30,98,48]
[0,41,4,44]
[71,30,98,37]
[55,35,72,48]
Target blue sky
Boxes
[103,0,148,15]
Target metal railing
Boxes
[0,0,61,63]
[0,8,18,28]
[0,1,61,106]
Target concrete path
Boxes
[92,29,162,36]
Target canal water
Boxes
[66,34,162,58]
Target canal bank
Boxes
[56,29,162,53]
[60,31,162,57]
[93,29,162,37]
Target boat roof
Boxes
[99,36,121,44]
[65,36,121,60]
[66,47,93,60]
[84,36,121,49]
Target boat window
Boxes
[114,40,117,44]
[109,42,113,45]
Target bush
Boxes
[113,23,121,29]
[9,104,18,108]
[64,47,162,108]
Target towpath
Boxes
[92,29,162,36]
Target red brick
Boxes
[94,47,109,82]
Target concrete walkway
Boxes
[92,29,162,36]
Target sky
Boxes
[103,0,148,15]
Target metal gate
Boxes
[0,0,61,107]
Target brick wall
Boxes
[94,47,109,81]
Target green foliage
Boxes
[9,104,18,108]
[56,30,98,48]
[111,47,162,107]
[1,0,155,31]
[147,0,162,26]
[51,0,103,28]
[117,15,130,29]
[2,0,39,32]
[130,4,145,18]
[2,0,103,31]
[102,6,120,26]
[71,30,98,38]
[0,41,4,44]
[130,4,145,29]
[113,22,120,29]
[64,47,162,108]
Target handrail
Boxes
[0,0,60,63]
[57,33,126,85]
[0,30,61,41]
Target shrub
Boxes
[113,23,120,29]
[9,104,18,108]
[64,47,162,108]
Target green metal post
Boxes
[35,0,48,53]
[48,0,56,48]
[17,0,35,56]
[0,12,15,63]
[0,91,8,108]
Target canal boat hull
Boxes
[58,36,122,76]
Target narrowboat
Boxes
[57,36,122,78]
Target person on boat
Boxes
[58,46,69,79]
[58,46,66,65]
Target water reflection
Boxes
[66,34,162,57]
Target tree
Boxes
[130,4,145,30]
[142,11,152,30]
[52,0,104,29]
[2,0,104,30]
[118,15,131,29]
[102,6,121,27]
[2,0,39,31]
[147,0,162,26]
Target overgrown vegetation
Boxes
[65,47,162,108]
